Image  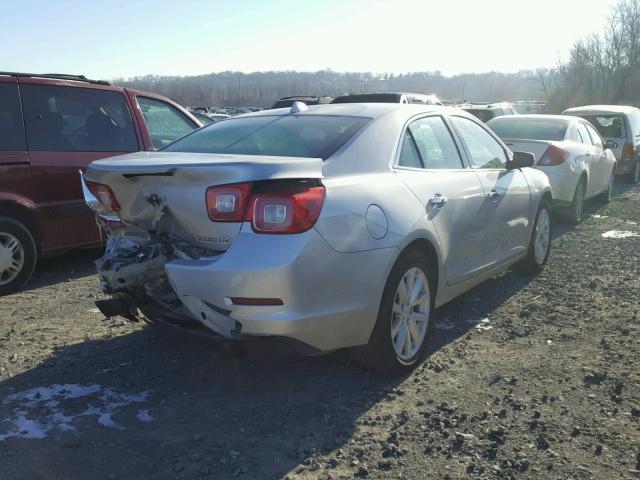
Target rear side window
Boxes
[580,114,627,139]
[21,84,138,152]
[404,116,462,169]
[0,83,25,150]
[164,115,369,159]
[137,96,197,149]
[585,124,603,149]
[576,123,592,145]
[488,118,568,141]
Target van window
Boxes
[0,83,25,150]
[21,84,138,152]
[137,96,197,149]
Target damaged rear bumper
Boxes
[96,223,396,352]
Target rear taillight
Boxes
[247,186,325,234]
[205,182,252,221]
[85,181,121,212]
[538,145,568,166]
[622,142,635,160]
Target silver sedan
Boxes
[83,103,552,374]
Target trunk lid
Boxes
[502,139,556,164]
[85,151,323,250]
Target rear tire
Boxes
[513,199,551,274]
[563,177,586,224]
[0,217,37,295]
[598,166,616,203]
[631,160,640,185]
[351,250,434,375]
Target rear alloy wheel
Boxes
[565,178,586,224]
[351,250,434,375]
[0,217,37,295]
[514,199,551,273]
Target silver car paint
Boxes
[85,104,551,352]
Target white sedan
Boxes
[488,115,617,223]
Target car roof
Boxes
[563,105,639,114]
[490,114,575,122]
[235,103,463,120]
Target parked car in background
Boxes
[191,111,216,125]
[83,103,551,374]
[488,114,617,223]
[562,105,640,184]
[458,102,519,123]
[0,72,201,294]
[207,113,232,122]
[331,92,442,105]
[270,96,334,109]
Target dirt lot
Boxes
[0,185,638,480]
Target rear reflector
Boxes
[85,181,121,212]
[205,182,252,221]
[229,297,284,306]
[538,145,568,166]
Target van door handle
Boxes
[487,189,500,200]
[428,194,448,207]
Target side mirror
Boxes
[605,139,618,149]
[509,151,535,169]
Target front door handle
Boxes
[487,189,500,200]
[428,194,448,207]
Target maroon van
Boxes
[0,72,201,294]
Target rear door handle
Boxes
[428,194,448,207]
[487,189,500,200]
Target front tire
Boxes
[351,250,434,375]
[598,166,615,203]
[514,199,551,273]
[0,217,37,295]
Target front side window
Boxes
[164,114,369,159]
[451,116,507,169]
[137,96,197,149]
[0,83,25,150]
[405,116,462,169]
[21,84,138,152]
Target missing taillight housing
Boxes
[538,145,568,166]
[247,186,326,234]
[205,182,252,221]
[85,181,121,212]
[622,142,635,160]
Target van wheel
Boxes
[0,217,37,295]
[351,250,434,375]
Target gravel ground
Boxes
[0,184,638,480]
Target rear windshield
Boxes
[163,114,369,159]
[488,118,568,141]
[577,114,627,139]
[331,94,400,104]
[463,109,496,123]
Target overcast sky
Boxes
[2,0,619,80]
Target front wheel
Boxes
[598,166,616,204]
[513,199,551,273]
[0,217,37,295]
[351,250,434,375]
